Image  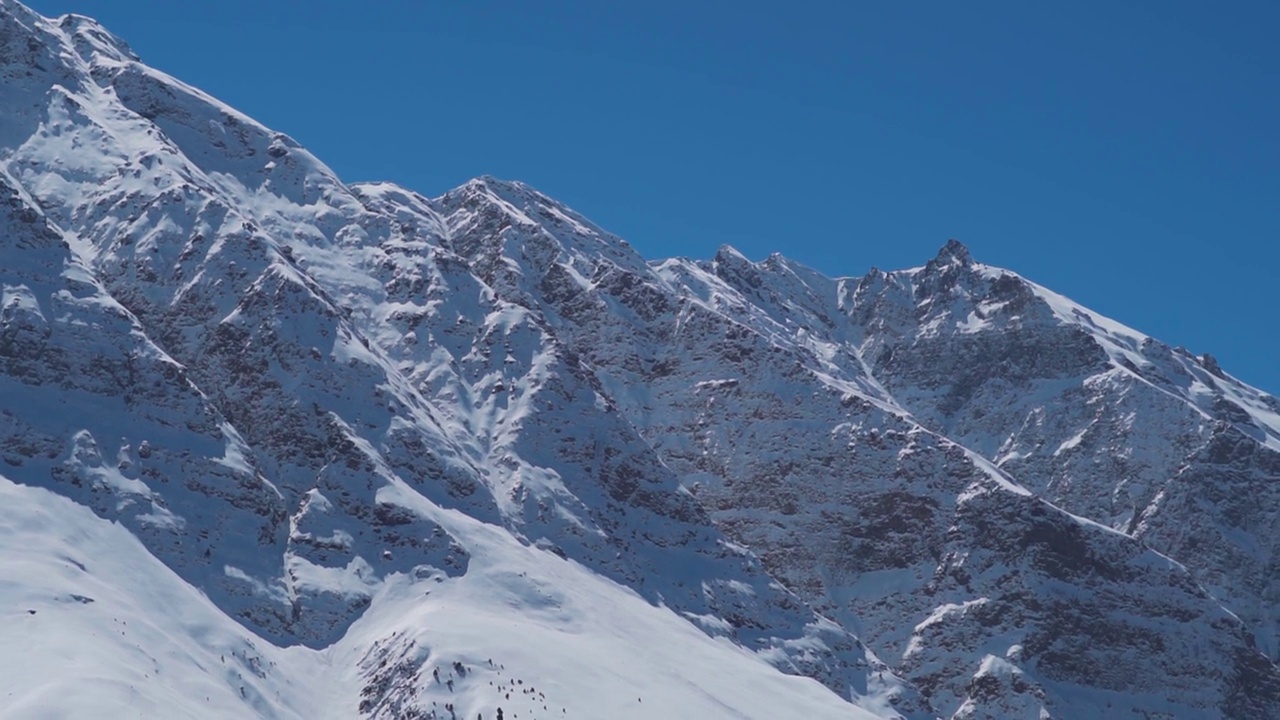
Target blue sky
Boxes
[26,0,1280,393]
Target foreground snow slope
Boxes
[0,474,321,720]
[2,1,1279,718]
[0,473,878,720]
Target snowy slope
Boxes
[0,475,322,720]
[0,473,881,720]
[2,1,1280,718]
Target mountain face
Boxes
[1,2,1277,718]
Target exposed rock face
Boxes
[1,2,1278,718]
[848,246,1280,663]
[417,188,1280,717]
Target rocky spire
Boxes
[935,238,972,265]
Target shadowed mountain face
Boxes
[1,2,1278,718]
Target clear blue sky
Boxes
[26,0,1280,394]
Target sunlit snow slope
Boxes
[0,474,876,720]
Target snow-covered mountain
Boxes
[0,2,1277,718]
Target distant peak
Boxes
[936,238,972,265]
[466,174,526,194]
[455,175,562,208]
[58,13,139,60]
[0,2,138,66]
[714,244,751,265]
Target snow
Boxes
[0,474,872,720]
[1052,425,1090,456]
[0,475,323,720]
[333,483,881,720]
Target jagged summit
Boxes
[713,243,752,265]
[55,12,138,61]
[461,173,532,192]
[0,0,134,71]
[445,174,570,209]
[936,237,973,263]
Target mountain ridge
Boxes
[2,2,1279,718]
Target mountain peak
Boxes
[56,12,138,61]
[465,174,504,190]
[462,174,532,197]
[934,238,972,265]
[714,243,752,265]
[450,175,559,212]
[0,1,135,66]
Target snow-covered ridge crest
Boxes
[2,1,1280,717]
